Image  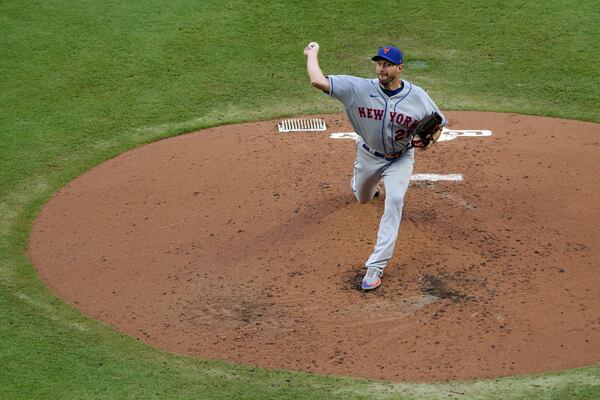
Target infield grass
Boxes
[1,0,599,399]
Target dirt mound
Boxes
[28,112,600,382]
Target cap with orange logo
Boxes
[372,46,403,65]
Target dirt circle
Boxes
[29,112,600,382]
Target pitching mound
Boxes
[28,112,600,382]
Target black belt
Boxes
[362,143,409,160]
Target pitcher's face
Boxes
[376,60,403,86]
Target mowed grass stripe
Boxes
[1,0,599,399]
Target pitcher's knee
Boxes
[385,190,406,206]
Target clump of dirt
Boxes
[342,267,368,291]
[420,273,469,301]
[347,267,364,288]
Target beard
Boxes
[378,74,395,86]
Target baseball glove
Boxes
[411,112,443,150]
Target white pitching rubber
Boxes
[278,118,327,133]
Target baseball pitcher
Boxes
[304,42,446,290]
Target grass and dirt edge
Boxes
[1,112,599,400]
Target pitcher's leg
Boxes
[350,142,384,204]
[364,154,414,270]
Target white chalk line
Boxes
[411,174,463,182]
[14,292,89,332]
[438,128,493,141]
[329,132,358,140]
[326,133,464,182]
[329,128,493,142]
[327,129,485,183]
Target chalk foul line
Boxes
[410,174,463,182]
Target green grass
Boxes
[1,0,599,398]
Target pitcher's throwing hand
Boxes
[304,41,319,55]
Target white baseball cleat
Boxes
[361,267,383,290]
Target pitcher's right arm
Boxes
[304,42,330,93]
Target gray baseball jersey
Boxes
[326,74,447,273]
[327,75,447,154]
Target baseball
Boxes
[304,41,320,56]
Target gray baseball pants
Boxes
[351,140,414,271]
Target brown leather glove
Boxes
[411,112,443,150]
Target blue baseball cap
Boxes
[372,46,403,65]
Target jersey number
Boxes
[394,128,410,141]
